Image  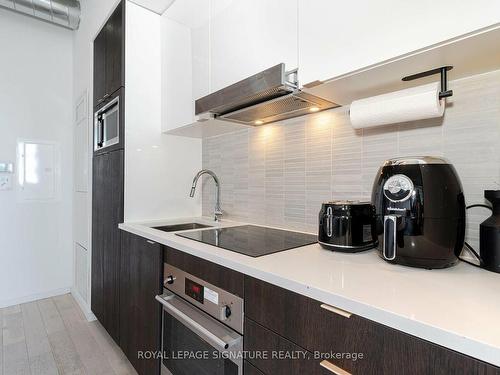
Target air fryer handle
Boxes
[383,215,401,260]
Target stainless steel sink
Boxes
[152,223,212,232]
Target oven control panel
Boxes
[185,278,204,303]
[163,263,244,334]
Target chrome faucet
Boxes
[190,169,222,221]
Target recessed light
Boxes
[255,120,264,125]
[309,107,320,112]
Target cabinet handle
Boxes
[320,304,352,319]
[146,240,156,245]
[320,360,351,375]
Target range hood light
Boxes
[309,106,320,112]
[255,120,264,125]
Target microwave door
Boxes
[103,104,119,148]
[94,96,120,151]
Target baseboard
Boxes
[71,287,97,322]
[0,287,71,309]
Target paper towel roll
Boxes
[349,82,445,129]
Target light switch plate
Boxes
[0,175,12,190]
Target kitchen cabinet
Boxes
[93,1,125,108]
[161,0,297,133]
[120,231,163,375]
[245,276,500,375]
[91,149,124,343]
[245,318,327,375]
[244,361,266,375]
[161,0,210,132]
[210,0,298,93]
[297,0,500,88]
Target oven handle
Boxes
[155,294,234,350]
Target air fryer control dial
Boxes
[383,174,414,202]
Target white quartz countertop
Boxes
[119,217,500,367]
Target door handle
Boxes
[320,360,352,375]
[98,117,104,147]
[326,206,333,237]
[320,303,352,319]
[155,293,241,351]
[383,215,400,260]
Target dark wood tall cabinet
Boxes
[93,1,124,108]
[120,232,163,375]
[91,0,125,346]
[91,149,124,343]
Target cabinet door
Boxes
[161,0,210,132]
[93,29,107,108]
[298,0,500,87]
[244,361,266,375]
[91,150,124,344]
[161,17,195,132]
[105,1,124,96]
[120,231,163,375]
[101,149,124,343]
[245,277,500,375]
[210,0,298,93]
[91,153,106,321]
[245,318,330,375]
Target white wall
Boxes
[0,9,73,307]
[124,2,202,222]
[72,0,120,317]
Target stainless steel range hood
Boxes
[195,64,339,126]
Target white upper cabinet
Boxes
[161,0,210,132]
[298,0,500,87]
[210,0,298,92]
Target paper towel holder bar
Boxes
[402,66,453,99]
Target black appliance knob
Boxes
[221,305,232,320]
[165,275,176,285]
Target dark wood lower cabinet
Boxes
[244,318,328,375]
[244,360,266,375]
[120,231,163,375]
[245,276,500,375]
[91,149,123,343]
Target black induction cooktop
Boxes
[176,225,317,257]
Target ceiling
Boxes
[129,0,175,15]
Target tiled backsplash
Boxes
[202,70,500,249]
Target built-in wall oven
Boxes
[94,94,120,152]
[156,264,244,375]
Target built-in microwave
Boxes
[94,95,119,151]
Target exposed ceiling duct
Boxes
[0,0,81,30]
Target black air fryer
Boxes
[372,157,466,269]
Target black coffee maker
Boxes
[372,157,466,269]
[465,190,500,273]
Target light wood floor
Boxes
[1,294,137,375]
